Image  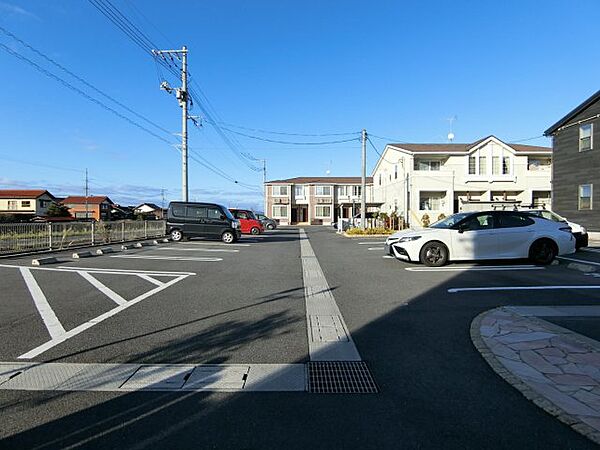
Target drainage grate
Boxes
[308,361,378,394]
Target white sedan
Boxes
[385,211,575,267]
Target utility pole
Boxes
[361,129,367,229]
[85,168,89,220]
[153,46,189,201]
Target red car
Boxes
[229,209,264,235]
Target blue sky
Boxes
[0,0,598,211]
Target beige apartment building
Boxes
[264,177,377,225]
[372,135,552,227]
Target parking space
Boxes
[0,228,308,365]
[2,226,600,448]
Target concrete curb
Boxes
[72,251,94,259]
[95,247,115,255]
[31,257,58,266]
[471,308,600,446]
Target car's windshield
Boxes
[247,211,257,220]
[429,212,473,229]
[219,206,235,220]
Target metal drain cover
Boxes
[307,361,378,394]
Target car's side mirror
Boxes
[457,223,468,234]
[220,215,226,220]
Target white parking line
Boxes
[448,285,600,293]
[56,266,196,276]
[19,267,66,340]
[407,265,544,272]
[558,256,600,267]
[156,247,239,253]
[358,242,386,245]
[77,271,127,306]
[136,274,165,287]
[382,255,395,259]
[367,247,384,251]
[179,242,251,247]
[110,255,222,262]
[19,274,189,359]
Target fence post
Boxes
[48,223,52,250]
[91,222,95,246]
[121,221,125,241]
[144,221,148,239]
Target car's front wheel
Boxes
[419,241,449,267]
[250,227,260,235]
[170,229,183,242]
[222,230,236,243]
[267,223,275,230]
[529,239,557,265]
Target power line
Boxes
[369,133,407,143]
[216,126,361,146]
[367,137,398,164]
[203,119,360,137]
[0,25,173,137]
[509,135,547,144]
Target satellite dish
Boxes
[447,132,455,142]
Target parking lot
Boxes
[1,227,600,449]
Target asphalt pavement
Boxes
[1,227,599,449]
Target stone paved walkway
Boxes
[472,305,600,445]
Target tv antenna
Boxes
[446,115,457,142]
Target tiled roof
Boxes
[388,141,551,153]
[61,196,112,205]
[0,189,54,199]
[267,176,374,184]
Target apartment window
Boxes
[415,160,441,171]
[394,164,398,179]
[21,201,31,208]
[378,173,382,186]
[579,184,593,210]
[272,185,288,196]
[7,200,17,210]
[419,192,445,210]
[579,124,593,152]
[272,205,288,218]
[315,186,331,196]
[502,157,510,175]
[479,156,487,175]
[352,186,362,197]
[492,156,500,175]
[468,157,476,175]
[528,157,551,171]
[315,205,331,217]
[294,185,305,198]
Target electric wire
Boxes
[216,127,361,146]
[203,119,361,137]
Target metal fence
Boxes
[0,220,166,255]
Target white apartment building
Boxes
[372,136,552,227]
[265,177,378,226]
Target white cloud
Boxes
[0,2,40,21]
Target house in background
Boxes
[134,203,164,219]
[0,190,56,217]
[61,196,113,221]
[264,177,377,226]
[545,89,600,232]
[371,136,552,227]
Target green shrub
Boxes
[345,227,394,235]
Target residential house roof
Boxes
[544,89,600,136]
[388,138,551,154]
[135,203,161,210]
[267,176,374,184]
[61,196,113,205]
[0,189,55,199]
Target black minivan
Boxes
[167,202,241,243]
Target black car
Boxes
[256,213,277,230]
[166,201,241,243]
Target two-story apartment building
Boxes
[0,190,56,216]
[264,177,376,225]
[372,136,552,227]
[61,196,114,221]
[545,89,600,232]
